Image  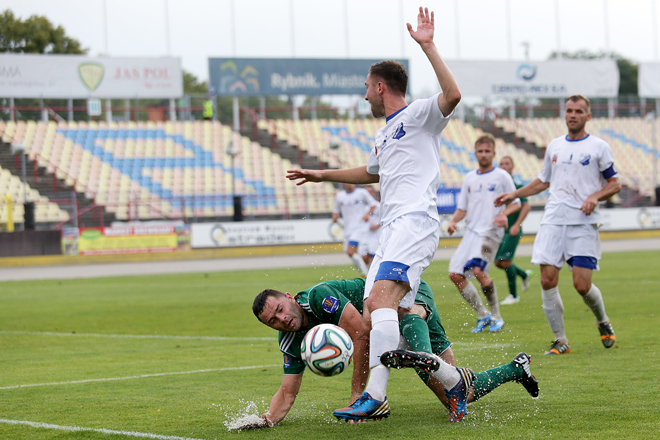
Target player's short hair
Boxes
[475,133,496,148]
[369,61,408,96]
[252,289,286,322]
[500,155,514,165]
[566,94,591,112]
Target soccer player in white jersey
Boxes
[495,95,621,355]
[447,135,521,333]
[333,183,377,276]
[286,7,469,423]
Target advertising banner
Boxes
[208,58,408,96]
[445,60,619,98]
[0,55,183,98]
[639,63,660,97]
[191,219,342,248]
[64,224,190,256]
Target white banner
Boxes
[446,60,619,98]
[0,55,183,98]
[639,63,660,97]
[191,219,342,248]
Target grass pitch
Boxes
[1,249,659,439]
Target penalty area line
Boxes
[0,418,205,440]
[0,330,274,341]
[0,364,279,390]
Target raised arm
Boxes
[407,7,461,117]
[286,166,379,186]
[338,303,370,403]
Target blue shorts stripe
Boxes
[567,256,598,270]
[464,258,487,272]
[375,261,410,283]
[347,240,359,247]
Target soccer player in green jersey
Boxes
[494,156,534,305]
[246,278,538,428]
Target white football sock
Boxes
[542,287,567,342]
[460,282,489,318]
[351,253,369,276]
[581,283,609,324]
[365,308,399,401]
[482,282,500,319]
[429,354,461,390]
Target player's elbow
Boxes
[447,89,461,108]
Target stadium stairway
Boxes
[0,139,116,227]
[481,118,544,159]
[240,122,330,171]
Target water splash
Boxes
[222,400,266,431]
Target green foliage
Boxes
[548,50,638,96]
[183,71,208,94]
[0,9,86,54]
[1,249,659,439]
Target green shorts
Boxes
[495,230,522,261]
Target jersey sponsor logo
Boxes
[392,122,406,140]
[322,296,340,313]
[284,354,291,368]
[579,154,591,166]
[562,153,573,164]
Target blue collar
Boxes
[386,106,408,122]
[565,134,590,142]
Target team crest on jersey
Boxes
[284,354,291,368]
[322,296,340,313]
[392,122,406,140]
[487,183,496,191]
[552,154,558,164]
[579,154,591,166]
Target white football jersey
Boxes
[366,93,452,226]
[457,167,520,241]
[538,134,617,225]
[333,188,377,237]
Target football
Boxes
[300,323,354,376]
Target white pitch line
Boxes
[0,364,279,390]
[0,418,205,440]
[0,330,274,341]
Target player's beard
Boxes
[370,98,385,118]
[567,120,586,135]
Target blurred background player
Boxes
[495,95,621,355]
[287,7,463,422]
[447,134,520,333]
[249,278,538,427]
[332,183,377,276]
[364,185,382,266]
[494,156,534,305]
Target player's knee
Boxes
[573,279,591,296]
[540,276,557,290]
[449,272,463,284]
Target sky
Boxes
[2,0,659,100]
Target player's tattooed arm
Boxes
[254,373,303,427]
[339,304,370,403]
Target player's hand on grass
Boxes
[494,192,514,207]
[407,7,434,46]
[581,195,598,216]
[286,169,323,185]
[447,220,458,235]
[238,414,272,430]
[494,212,508,228]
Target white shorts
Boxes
[343,226,369,255]
[364,213,440,310]
[365,229,380,256]
[448,229,500,279]
[531,224,601,270]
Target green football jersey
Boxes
[279,278,366,375]
[507,176,528,228]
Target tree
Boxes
[0,9,86,54]
[548,50,637,96]
[183,71,208,94]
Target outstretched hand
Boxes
[286,169,323,185]
[494,192,514,207]
[407,6,434,46]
